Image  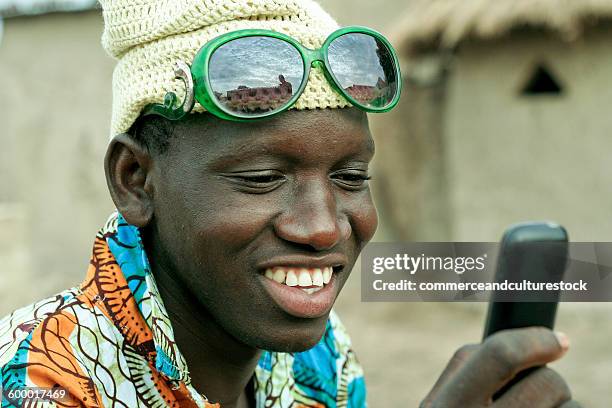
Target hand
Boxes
[420,327,581,407]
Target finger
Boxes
[480,328,569,394]
[445,327,569,404]
[495,367,571,408]
[421,344,479,404]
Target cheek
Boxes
[195,197,278,250]
[177,194,283,280]
[345,191,378,246]
[158,167,278,254]
[157,179,277,295]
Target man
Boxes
[0,0,579,407]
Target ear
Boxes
[104,133,155,227]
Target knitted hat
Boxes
[100,0,352,136]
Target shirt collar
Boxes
[104,211,191,383]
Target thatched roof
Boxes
[393,0,612,54]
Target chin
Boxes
[240,314,330,353]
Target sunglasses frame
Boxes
[143,26,402,122]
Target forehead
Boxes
[170,108,374,165]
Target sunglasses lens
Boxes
[327,32,399,109]
[208,36,304,117]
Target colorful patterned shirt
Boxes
[0,213,366,407]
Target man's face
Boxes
[146,108,377,351]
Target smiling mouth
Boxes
[258,264,343,318]
[263,266,334,295]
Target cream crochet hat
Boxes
[100,0,352,136]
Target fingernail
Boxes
[554,331,570,351]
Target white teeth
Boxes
[298,269,313,286]
[263,266,335,287]
[312,268,324,287]
[285,269,298,286]
[272,269,286,283]
[323,267,332,284]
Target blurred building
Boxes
[373,0,612,241]
[0,2,114,313]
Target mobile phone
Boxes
[483,221,569,399]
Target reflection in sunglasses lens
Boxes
[208,36,304,117]
[327,32,398,109]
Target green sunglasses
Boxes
[143,26,402,122]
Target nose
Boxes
[273,180,350,251]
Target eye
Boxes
[330,169,371,190]
[223,170,286,193]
